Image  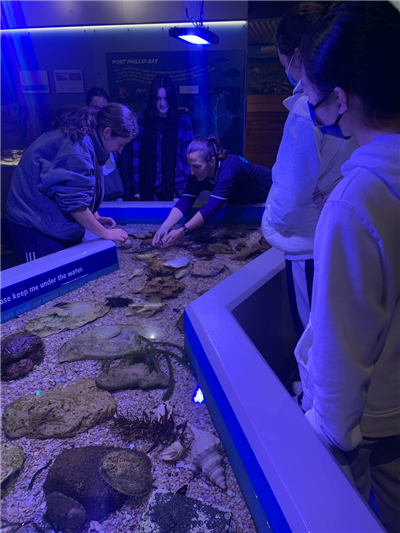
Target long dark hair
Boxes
[145,74,178,120]
[187,134,228,163]
[54,103,137,142]
[301,1,400,122]
[276,2,329,56]
[85,86,110,107]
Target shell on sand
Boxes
[159,441,185,463]
[100,449,153,498]
[125,303,165,318]
[161,257,190,270]
[174,267,191,280]
[155,402,173,421]
[189,425,226,490]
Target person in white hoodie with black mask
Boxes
[297,3,400,532]
[262,2,358,340]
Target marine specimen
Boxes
[230,231,271,261]
[142,277,185,301]
[24,301,110,337]
[95,361,169,392]
[58,325,147,363]
[99,335,194,401]
[1,442,24,485]
[190,425,226,490]
[161,256,190,270]
[105,297,133,307]
[1,331,44,381]
[174,267,191,280]
[100,449,153,499]
[113,409,187,453]
[2,379,117,440]
[155,402,173,421]
[191,261,225,278]
[134,252,158,260]
[43,446,136,530]
[125,303,166,318]
[159,441,185,463]
[129,268,145,279]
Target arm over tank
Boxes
[266,113,322,233]
[38,151,96,213]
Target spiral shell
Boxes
[159,441,185,462]
[190,425,226,490]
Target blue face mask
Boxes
[285,54,297,87]
[308,91,351,139]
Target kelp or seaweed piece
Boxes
[101,336,194,402]
[25,302,110,338]
[113,409,187,453]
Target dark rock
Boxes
[1,331,44,381]
[175,313,185,333]
[43,446,131,528]
[95,361,169,391]
[137,491,232,533]
[46,492,86,531]
[105,297,133,308]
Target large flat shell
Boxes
[161,257,190,269]
[191,261,225,278]
[25,301,110,338]
[58,324,148,363]
[100,450,153,497]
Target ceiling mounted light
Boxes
[169,25,219,45]
[169,1,219,45]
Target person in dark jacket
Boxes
[152,135,272,247]
[86,86,136,202]
[132,74,193,201]
[7,104,137,262]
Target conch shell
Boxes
[159,441,185,462]
[190,425,226,490]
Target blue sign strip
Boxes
[1,246,118,314]
[184,312,292,533]
[1,263,118,324]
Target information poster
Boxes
[54,70,84,93]
[106,50,246,156]
[19,70,49,93]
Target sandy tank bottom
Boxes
[1,223,268,533]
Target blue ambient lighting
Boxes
[192,386,205,403]
[36,391,40,395]
[178,34,209,45]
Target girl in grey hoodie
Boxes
[297,3,400,532]
[7,103,137,262]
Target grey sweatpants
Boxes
[344,435,400,533]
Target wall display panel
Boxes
[106,50,246,156]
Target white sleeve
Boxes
[266,113,322,233]
[306,198,386,451]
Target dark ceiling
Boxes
[248,1,300,20]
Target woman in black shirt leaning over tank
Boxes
[152,135,272,247]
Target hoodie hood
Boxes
[341,134,400,192]
[283,79,304,112]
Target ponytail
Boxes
[187,134,228,163]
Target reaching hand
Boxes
[160,228,183,248]
[105,228,128,243]
[152,226,169,246]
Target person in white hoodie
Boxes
[262,3,358,337]
[297,3,400,532]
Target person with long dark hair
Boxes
[132,74,193,201]
[7,103,137,261]
[295,3,400,531]
[262,2,358,340]
[152,134,272,247]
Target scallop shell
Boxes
[190,425,226,490]
[129,268,145,279]
[155,402,172,421]
[161,257,190,269]
[126,303,165,317]
[174,267,191,280]
[159,441,185,462]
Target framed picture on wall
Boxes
[54,70,84,93]
[19,70,50,93]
